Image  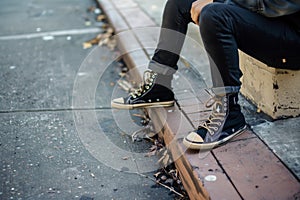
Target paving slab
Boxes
[252,118,300,179]
[214,135,300,200]
[184,146,242,200]
[132,0,165,25]
[118,7,156,29]
[104,9,129,33]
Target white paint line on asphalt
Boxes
[0,28,102,40]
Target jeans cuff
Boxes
[148,60,177,76]
[211,86,240,95]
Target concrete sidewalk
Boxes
[0,0,179,199]
[97,0,300,199]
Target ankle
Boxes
[155,73,173,89]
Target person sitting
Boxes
[111,0,300,150]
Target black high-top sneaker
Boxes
[111,70,175,109]
[183,92,247,150]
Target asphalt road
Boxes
[0,0,174,199]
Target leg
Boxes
[184,2,300,150]
[149,0,195,75]
[111,0,195,109]
[199,2,300,88]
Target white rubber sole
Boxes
[183,125,247,150]
[111,100,175,110]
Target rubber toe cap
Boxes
[112,97,125,104]
[185,131,204,143]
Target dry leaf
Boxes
[157,150,171,167]
[145,150,156,157]
[99,37,109,46]
[88,37,101,45]
[97,14,106,21]
[106,27,114,34]
[83,42,92,49]
[83,24,116,50]
[153,171,161,178]
[118,72,126,78]
[150,145,157,151]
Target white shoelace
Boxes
[130,70,157,99]
[198,93,227,135]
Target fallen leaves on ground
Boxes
[113,56,188,199]
[153,163,189,200]
[83,5,116,51]
[97,14,106,21]
[83,26,116,50]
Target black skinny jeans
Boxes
[150,0,300,91]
